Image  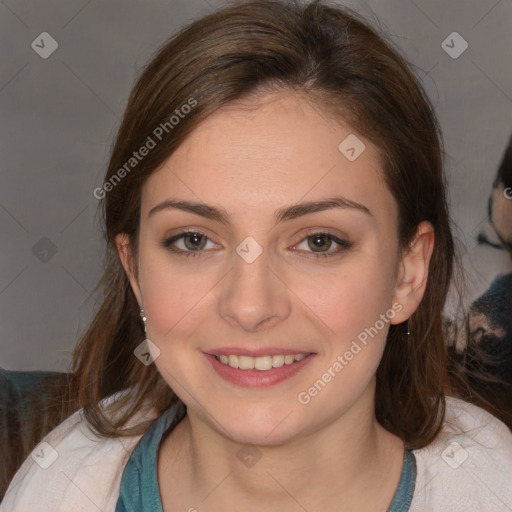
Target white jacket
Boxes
[1,394,511,511]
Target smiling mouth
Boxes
[214,353,311,371]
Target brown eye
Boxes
[182,232,207,251]
[307,233,333,252]
[162,230,217,257]
[294,232,352,258]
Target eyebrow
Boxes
[147,196,372,225]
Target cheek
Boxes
[137,249,218,341]
[287,261,395,340]
[293,268,392,416]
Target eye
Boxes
[161,231,218,257]
[294,232,352,258]
[162,230,351,259]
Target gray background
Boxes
[1,0,511,371]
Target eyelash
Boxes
[161,230,352,259]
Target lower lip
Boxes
[203,353,315,387]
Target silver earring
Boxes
[406,320,411,337]
[137,308,159,364]
[140,308,147,335]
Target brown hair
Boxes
[50,0,512,447]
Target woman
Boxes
[2,1,511,510]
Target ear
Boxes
[390,221,435,324]
[115,233,143,308]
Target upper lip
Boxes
[205,347,314,357]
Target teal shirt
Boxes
[115,402,416,511]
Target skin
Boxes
[117,90,434,512]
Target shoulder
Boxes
[0,389,160,512]
[410,396,512,511]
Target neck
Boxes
[159,382,405,511]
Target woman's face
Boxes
[118,90,418,445]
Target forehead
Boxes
[141,91,396,227]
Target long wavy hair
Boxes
[38,0,512,449]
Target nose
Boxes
[218,246,292,332]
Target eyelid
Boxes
[291,227,348,243]
[163,227,218,244]
[161,229,219,256]
[291,231,352,257]
[290,226,350,246]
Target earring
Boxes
[137,308,160,365]
[140,308,148,335]
[406,319,411,337]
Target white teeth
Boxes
[272,355,285,368]
[255,356,273,371]
[216,353,309,370]
[238,355,254,370]
[284,354,295,365]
